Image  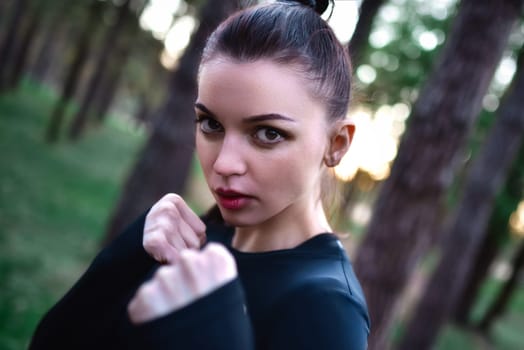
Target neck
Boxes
[231,200,332,253]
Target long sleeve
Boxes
[127,278,255,350]
[29,212,157,349]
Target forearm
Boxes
[29,212,157,349]
[128,279,254,350]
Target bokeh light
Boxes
[335,103,410,182]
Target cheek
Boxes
[255,147,322,197]
[196,136,215,175]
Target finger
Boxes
[156,264,196,310]
[165,193,207,237]
[149,196,177,217]
[199,234,207,247]
[160,246,180,265]
[156,265,189,298]
[203,243,237,284]
[177,219,200,249]
[152,206,187,251]
[152,199,192,251]
[178,249,209,294]
[143,231,174,264]
[166,225,188,252]
[128,282,162,324]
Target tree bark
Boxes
[452,147,524,325]
[4,1,44,90]
[397,43,524,350]
[91,8,143,124]
[353,0,522,348]
[29,4,68,84]
[45,1,103,142]
[68,0,131,139]
[0,0,27,90]
[0,0,14,25]
[102,0,239,244]
[348,0,386,64]
[452,227,499,324]
[478,238,524,331]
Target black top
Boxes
[29,213,370,349]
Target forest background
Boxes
[1,0,524,349]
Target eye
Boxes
[254,127,285,144]
[196,116,223,133]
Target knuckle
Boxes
[162,193,179,201]
[144,232,163,248]
[185,234,200,248]
[138,281,157,300]
[179,249,197,265]
[206,243,236,268]
[166,193,183,205]
[155,266,174,281]
[156,217,174,232]
[158,201,177,216]
[206,242,228,257]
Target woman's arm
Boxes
[29,212,156,349]
[127,243,255,350]
[30,193,208,349]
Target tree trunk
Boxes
[478,238,524,331]
[0,1,14,25]
[4,1,44,90]
[397,43,524,350]
[68,0,131,140]
[348,0,386,64]
[45,1,102,142]
[29,4,68,84]
[452,146,524,325]
[353,0,522,348]
[91,62,123,123]
[92,12,142,124]
[135,94,152,125]
[102,0,239,244]
[452,228,499,324]
[0,0,27,90]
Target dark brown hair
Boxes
[200,0,351,121]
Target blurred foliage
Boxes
[0,81,145,349]
[355,0,457,107]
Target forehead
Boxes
[197,58,326,121]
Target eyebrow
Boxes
[194,102,296,123]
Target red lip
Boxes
[215,188,252,210]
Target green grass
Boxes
[432,272,524,350]
[0,81,145,349]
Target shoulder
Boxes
[265,280,370,349]
[281,277,370,330]
[283,234,369,309]
[267,236,371,345]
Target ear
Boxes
[324,120,355,168]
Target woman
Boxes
[30,0,370,349]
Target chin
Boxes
[219,210,263,228]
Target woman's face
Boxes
[195,58,330,228]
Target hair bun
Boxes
[283,0,331,15]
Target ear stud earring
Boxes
[325,156,337,167]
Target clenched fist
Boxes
[128,243,237,324]
[143,193,206,264]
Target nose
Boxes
[213,134,247,177]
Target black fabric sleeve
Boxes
[127,278,254,350]
[29,212,157,349]
[266,285,369,350]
